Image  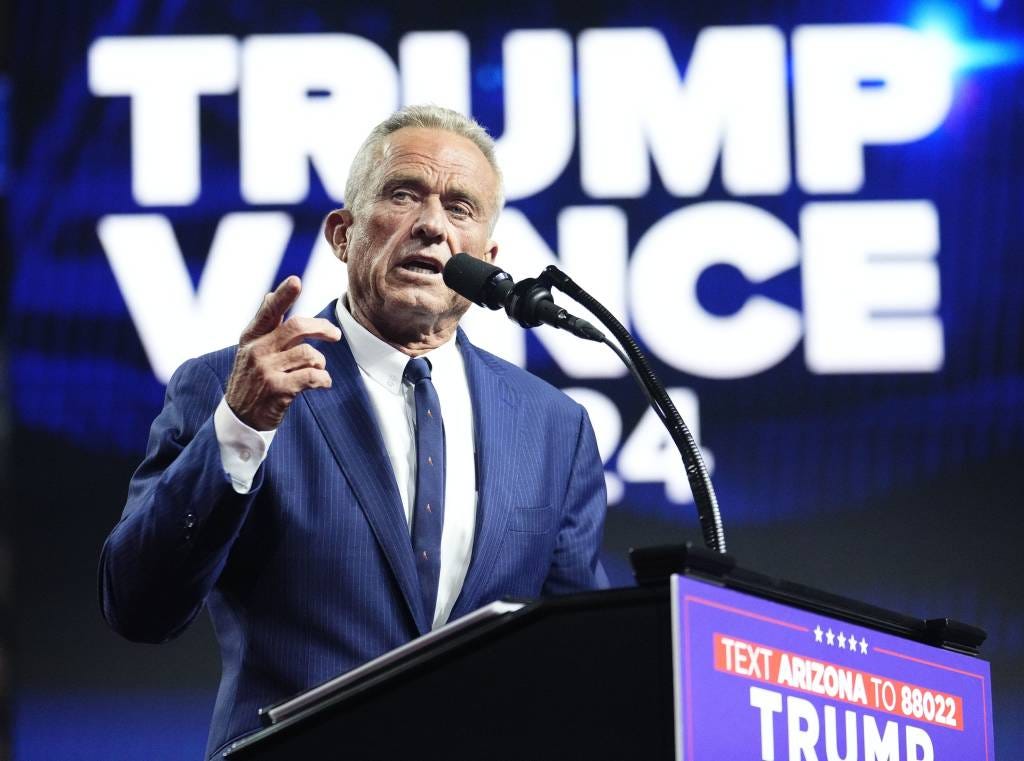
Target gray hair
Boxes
[344,104,505,227]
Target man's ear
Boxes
[324,209,354,262]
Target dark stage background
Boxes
[4,0,1024,758]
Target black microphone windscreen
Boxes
[443,253,509,309]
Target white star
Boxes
[838,632,847,649]
[814,625,823,643]
[825,628,835,646]
[860,637,869,654]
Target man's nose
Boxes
[411,197,446,244]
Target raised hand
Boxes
[225,276,342,430]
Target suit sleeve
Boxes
[98,357,263,643]
[542,405,610,595]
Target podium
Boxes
[224,548,993,760]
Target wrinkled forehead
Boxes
[373,127,501,205]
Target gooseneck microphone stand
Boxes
[522,265,727,555]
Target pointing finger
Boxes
[242,276,302,343]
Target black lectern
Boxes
[226,586,675,760]
[225,548,991,760]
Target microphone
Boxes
[444,253,604,342]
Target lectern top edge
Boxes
[630,542,987,656]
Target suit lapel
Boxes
[450,331,520,620]
[301,303,429,634]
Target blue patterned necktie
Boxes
[404,357,445,624]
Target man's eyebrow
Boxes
[379,174,430,194]
[445,186,484,210]
[379,175,487,212]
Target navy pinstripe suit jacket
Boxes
[99,302,608,758]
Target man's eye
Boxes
[392,190,414,202]
[447,204,471,218]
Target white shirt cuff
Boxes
[213,397,276,494]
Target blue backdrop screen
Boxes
[7,0,1024,758]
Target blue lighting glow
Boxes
[911,3,1024,71]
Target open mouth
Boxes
[400,257,442,275]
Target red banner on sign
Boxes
[713,633,964,731]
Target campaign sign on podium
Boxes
[670,575,994,760]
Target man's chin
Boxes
[383,282,452,312]
[367,290,463,331]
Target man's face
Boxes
[327,127,500,343]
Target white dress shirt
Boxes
[213,297,478,629]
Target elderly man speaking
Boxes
[99,105,609,758]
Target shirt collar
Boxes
[336,295,460,394]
